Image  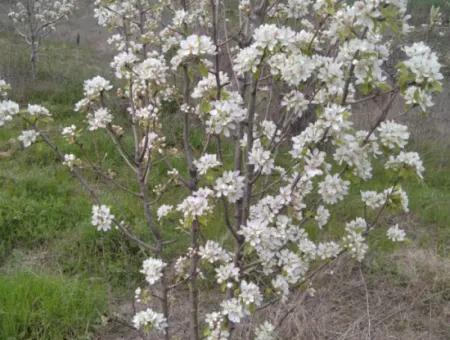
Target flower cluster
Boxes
[205,95,247,137]
[0,99,19,126]
[91,205,114,232]
[214,171,245,203]
[18,130,39,148]
[194,154,221,175]
[387,224,406,242]
[140,258,167,285]
[132,308,167,333]
[171,35,215,68]
[87,108,113,131]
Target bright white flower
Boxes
[83,76,112,100]
[171,34,215,68]
[62,153,77,169]
[139,132,160,159]
[18,129,39,148]
[87,108,113,131]
[239,280,262,306]
[221,298,247,323]
[234,45,264,75]
[91,205,114,232]
[199,241,231,264]
[403,42,443,84]
[62,125,76,139]
[206,95,246,137]
[378,121,409,150]
[214,171,245,203]
[255,321,276,340]
[361,190,386,209]
[278,249,307,284]
[385,151,425,179]
[387,224,406,242]
[260,120,279,142]
[194,154,221,175]
[342,231,368,261]
[276,54,315,86]
[111,51,138,79]
[27,104,50,117]
[215,263,239,284]
[132,308,167,333]
[404,86,434,111]
[135,54,168,85]
[272,275,289,302]
[316,241,341,260]
[315,205,330,228]
[322,104,348,133]
[157,205,173,221]
[249,139,274,175]
[141,258,167,285]
[0,79,10,97]
[345,217,367,233]
[318,174,350,205]
[0,100,19,126]
[239,219,266,248]
[281,90,308,117]
[177,187,214,220]
[205,312,229,340]
[192,72,229,99]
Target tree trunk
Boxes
[30,40,38,80]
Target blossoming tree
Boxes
[8,0,77,79]
[0,0,443,339]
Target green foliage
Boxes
[0,273,106,340]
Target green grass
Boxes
[0,273,106,340]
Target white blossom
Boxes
[404,86,434,111]
[249,139,274,175]
[378,121,409,150]
[361,190,386,209]
[62,125,77,139]
[87,108,113,131]
[221,298,247,323]
[387,224,406,242]
[214,171,245,203]
[171,35,215,68]
[215,263,239,284]
[385,151,425,179]
[18,129,39,148]
[194,154,221,175]
[239,280,262,306]
[192,72,229,99]
[316,242,341,260]
[318,174,350,205]
[0,100,19,126]
[27,104,50,117]
[315,205,330,228]
[403,42,443,84]
[255,321,276,340]
[83,76,112,100]
[62,153,78,169]
[91,205,114,232]
[206,95,246,137]
[157,205,173,221]
[0,79,10,97]
[199,241,232,264]
[141,258,167,285]
[177,187,214,220]
[132,308,167,333]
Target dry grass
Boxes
[96,243,450,340]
